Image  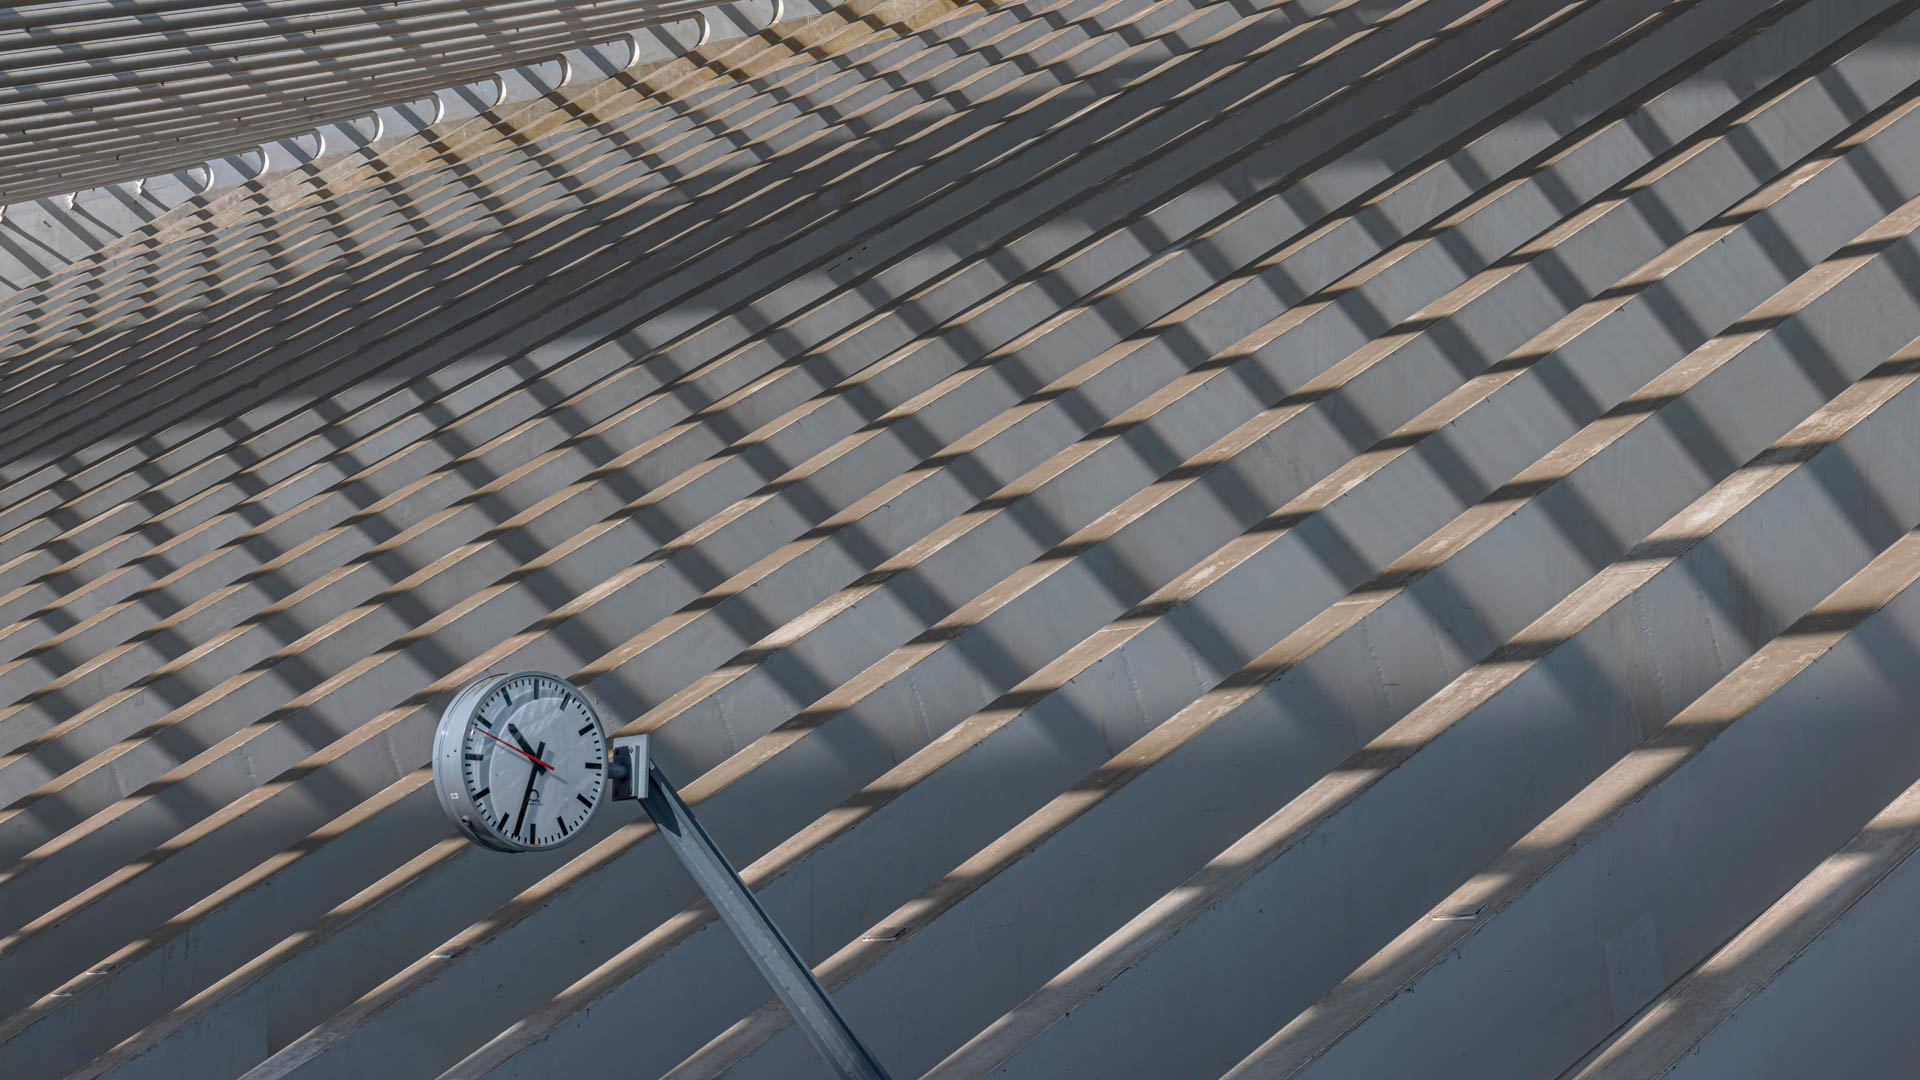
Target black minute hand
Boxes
[512,741,546,841]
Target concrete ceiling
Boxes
[0,0,720,203]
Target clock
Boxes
[426,673,889,1079]
[431,671,610,853]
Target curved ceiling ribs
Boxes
[7,0,1920,1077]
[0,0,770,205]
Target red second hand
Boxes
[473,724,557,772]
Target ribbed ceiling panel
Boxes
[11,0,1920,1077]
[0,0,721,203]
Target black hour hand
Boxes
[507,723,545,769]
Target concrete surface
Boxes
[5,0,1920,1077]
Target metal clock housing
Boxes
[431,671,609,853]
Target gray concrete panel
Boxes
[667,13,1920,1076]
[187,4,1712,1068]
[623,0,1752,818]
[0,2,1543,1068]
[935,258,1920,1080]
[0,0,841,207]
[0,0,1136,534]
[1651,783,1920,1080]
[0,0,1397,591]
[0,0,1313,933]
[7,0,1920,1074]
[0,0,1574,926]
[0,0,1320,707]
[0,0,1038,604]
[1263,441,1920,1080]
[0,0,1173,827]
[1571,688,1920,1079]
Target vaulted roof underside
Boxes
[7,0,1920,1077]
[0,0,727,203]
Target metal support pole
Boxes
[634,758,891,1080]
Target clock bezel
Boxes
[430,670,609,853]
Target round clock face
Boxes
[431,672,608,853]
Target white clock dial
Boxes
[432,672,609,853]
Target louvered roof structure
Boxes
[8,0,1920,1077]
[0,0,770,204]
